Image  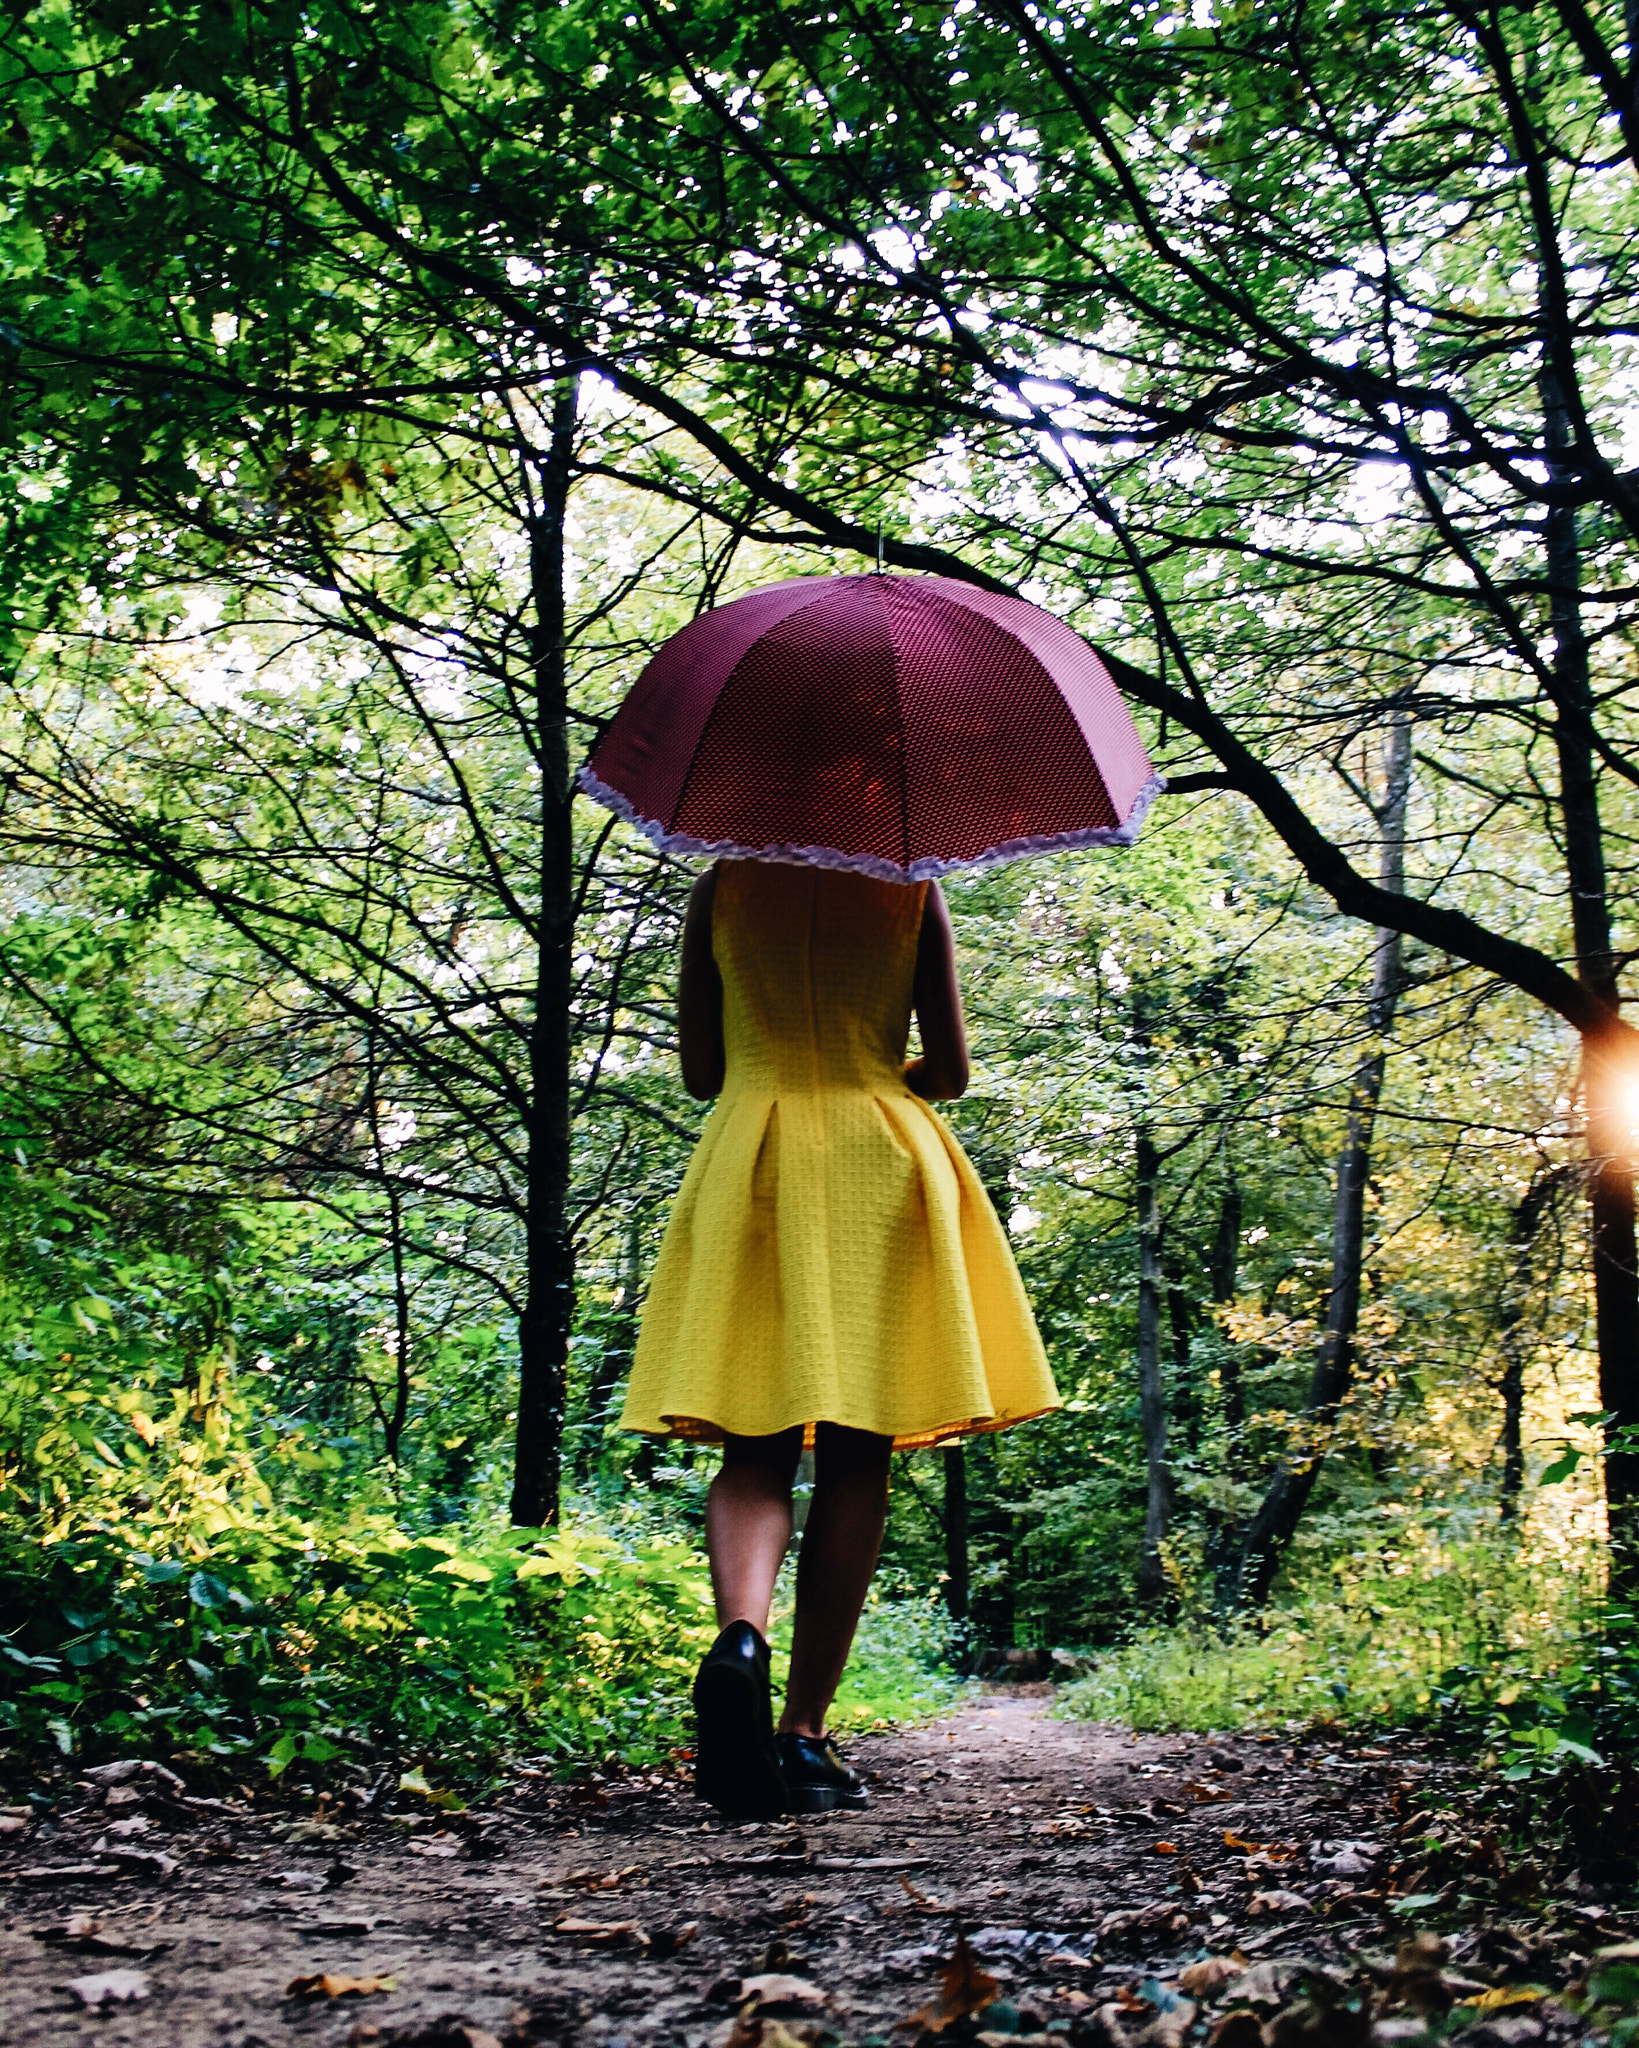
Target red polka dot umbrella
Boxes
[578,573,1161,879]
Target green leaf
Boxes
[265,1731,299,1777]
[188,1570,233,1610]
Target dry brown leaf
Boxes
[1180,1958,1245,1997]
[406,1837,459,1859]
[1184,1781,1233,1803]
[714,2017,818,2048]
[553,1915,647,1947]
[1248,1889,1312,1916]
[64,1969,149,2008]
[898,1931,1001,2034]
[285,1971,397,1999]
[1154,1840,1180,1854]
[738,1973,829,2011]
[565,1864,641,1889]
[1224,1831,1264,1853]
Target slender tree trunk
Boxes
[1542,367,1639,1581]
[1209,1173,1245,1428]
[511,374,579,1528]
[1135,1126,1171,1606]
[384,1179,411,1465]
[1498,1168,1569,1520]
[1203,1171,1243,1589]
[576,1203,643,1481]
[1222,714,1411,1610]
[1166,1264,1195,1450]
[942,1443,971,1633]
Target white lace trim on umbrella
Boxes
[575,765,1166,882]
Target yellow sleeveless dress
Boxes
[620,861,1059,1448]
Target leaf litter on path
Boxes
[63,1967,150,2007]
[286,1970,398,1998]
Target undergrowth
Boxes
[1059,1529,1637,1788]
[0,1513,962,1796]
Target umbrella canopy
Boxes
[578,573,1161,880]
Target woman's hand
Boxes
[906,882,970,1101]
[678,866,726,1099]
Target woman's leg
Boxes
[705,1427,804,1634]
[780,1422,893,1736]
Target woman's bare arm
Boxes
[678,866,726,1100]
[906,882,970,1101]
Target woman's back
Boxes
[713,861,925,1098]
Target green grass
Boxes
[1057,1529,1622,1773]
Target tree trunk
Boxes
[1135,1126,1171,1606]
[577,1202,643,1481]
[1167,1264,1196,1450]
[1209,1172,1244,1428]
[1498,1168,1570,1520]
[1222,713,1411,1610]
[942,1443,971,1631]
[1542,366,1639,1580]
[511,374,579,1528]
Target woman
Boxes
[621,859,1059,1820]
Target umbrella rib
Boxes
[879,578,912,874]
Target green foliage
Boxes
[1058,1524,1627,1765]
[0,1510,718,1786]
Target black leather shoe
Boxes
[692,1622,786,1821]
[775,1731,869,1813]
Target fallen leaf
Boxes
[738,1973,829,2011]
[899,1931,1002,2034]
[1184,1781,1233,1803]
[396,1766,465,1812]
[1310,1840,1382,1878]
[553,1916,647,1947]
[1224,1831,1265,1853]
[1154,1840,1180,1854]
[714,2017,817,2048]
[17,1862,119,1883]
[565,1864,641,1889]
[65,1969,150,2007]
[1181,1958,1245,1997]
[406,1837,459,1859]
[1598,1943,1639,1962]
[1460,1988,1548,2011]
[1387,1934,1452,2016]
[0,1813,28,1834]
[93,1845,179,1878]
[1248,1889,1312,1916]
[286,1972,397,1999]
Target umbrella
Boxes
[577,573,1161,880]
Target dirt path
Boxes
[0,1692,1629,2046]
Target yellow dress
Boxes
[620,861,1059,1448]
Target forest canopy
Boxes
[0,0,1636,1800]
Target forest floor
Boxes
[0,1688,1633,2048]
